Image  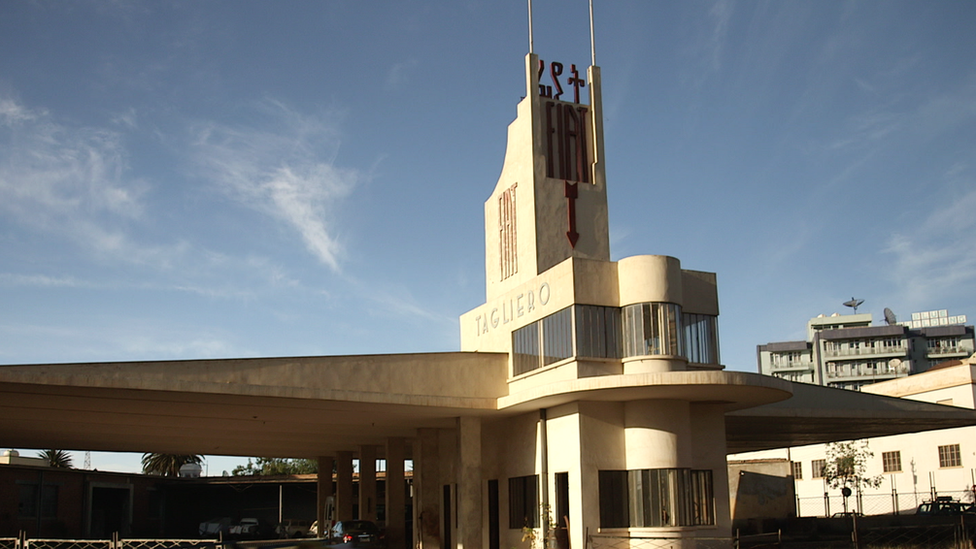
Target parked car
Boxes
[199,517,232,538]
[229,517,273,539]
[916,496,976,515]
[277,519,314,539]
[326,520,384,549]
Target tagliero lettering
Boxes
[475,282,551,336]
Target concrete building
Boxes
[734,354,976,518]
[3,51,976,549]
[757,312,975,389]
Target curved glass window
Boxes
[622,303,683,358]
[683,313,720,365]
[598,468,714,527]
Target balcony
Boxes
[770,360,813,372]
[824,362,911,381]
[822,345,907,359]
[927,346,973,357]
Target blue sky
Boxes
[2,1,975,472]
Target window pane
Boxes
[812,459,826,478]
[598,471,628,528]
[576,305,622,359]
[513,322,540,376]
[598,468,714,528]
[939,444,961,468]
[882,451,902,473]
[622,303,684,358]
[683,313,720,364]
[543,307,573,366]
[508,476,538,528]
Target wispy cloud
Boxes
[190,100,359,272]
[882,185,976,309]
[0,273,87,288]
[386,59,419,90]
[0,95,150,253]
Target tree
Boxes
[823,440,882,513]
[38,449,73,468]
[232,457,318,476]
[141,453,203,477]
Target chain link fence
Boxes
[588,531,781,549]
[4,535,221,549]
[798,490,973,517]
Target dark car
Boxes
[916,497,976,516]
[327,520,384,549]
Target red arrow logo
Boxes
[565,181,579,248]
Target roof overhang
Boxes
[725,381,976,453]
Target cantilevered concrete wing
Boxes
[0,352,509,459]
[725,381,976,454]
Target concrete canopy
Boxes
[0,353,510,458]
[3,355,976,460]
[726,381,976,453]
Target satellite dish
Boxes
[884,307,897,326]
[843,297,864,313]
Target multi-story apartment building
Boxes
[758,311,974,390]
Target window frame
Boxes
[791,461,803,480]
[597,468,714,528]
[882,451,902,473]
[811,459,826,479]
[938,444,962,468]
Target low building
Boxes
[733,354,976,518]
[0,461,407,539]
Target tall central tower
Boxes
[484,54,609,302]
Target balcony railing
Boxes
[926,346,972,356]
[825,364,911,379]
[770,360,812,371]
[822,345,907,358]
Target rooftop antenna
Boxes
[589,0,596,65]
[884,307,897,326]
[843,297,865,314]
[527,0,533,54]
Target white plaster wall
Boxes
[545,404,584,549]
[617,255,683,307]
[691,403,733,534]
[578,401,625,538]
[624,399,691,469]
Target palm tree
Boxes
[141,453,203,476]
[38,449,73,468]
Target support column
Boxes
[336,451,355,521]
[316,456,335,536]
[416,428,441,549]
[386,437,406,549]
[624,400,691,469]
[360,445,378,522]
[458,416,482,549]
